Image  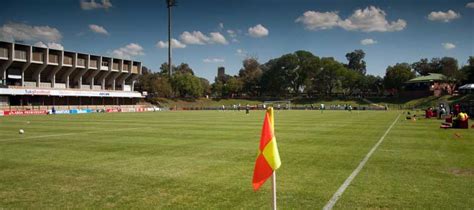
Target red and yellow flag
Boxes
[252,107,281,191]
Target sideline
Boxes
[323,114,401,210]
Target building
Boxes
[404,73,451,97]
[217,66,225,78]
[0,41,143,108]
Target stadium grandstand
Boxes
[0,41,150,115]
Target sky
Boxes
[0,0,473,82]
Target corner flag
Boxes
[252,107,281,191]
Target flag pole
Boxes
[272,171,277,210]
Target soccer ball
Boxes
[19,129,24,134]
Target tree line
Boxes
[136,50,474,99]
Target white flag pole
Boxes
[272,171,277,210]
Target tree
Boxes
[345,49,366,75]
[383,63,415,91]
[226,76,243,97]
[159,62,173,76]
[199,78,211,96]
[362,75,384,95]
[260,51,322,96]
[460,56,474,83]
[172,73,203,97]
[294,50,320,94]
[149,75,173,97]
[412,58,431,76]
[440,57,459,79]
[260,54,299,96]
[135,66,173,98]
[175,63,195,75]
[211,81,225,97]
[340,68,361,95]
[238,57,262,96]
[314,57,346,95]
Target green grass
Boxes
[0,111,472,208]
[152,97,366,109]
[152,94,474,110]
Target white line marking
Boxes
[0,127,144,143]
[323,114,401,210]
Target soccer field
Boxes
[0,110,472,208]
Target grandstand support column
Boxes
[62,66,76,89]
[130,62,142,91]
[33,48,48,87]
[116,73,131,91]
[48,51,63,88]
[128,74,139,92]
[0,43,13,86]
[85,70,99,90]
[98,70,111,90]
[62,53,77,89]
[74,55,89,90]
[107,72,120,91]
[20,46,32,86]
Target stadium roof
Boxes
[459,84,474,90]
[406,73,446,83]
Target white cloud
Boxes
[0,22,62,43]
[46,42,64,50]
[203,58,225,63]
[89,24,109,35]
[360,38,377,45]
[209,32,228,44]
[295,11,341,30]
[34,41,47,48]
[467,2,474,8]
[180,31,210,45]
[226,30,238,42]
[442,42,456,50]
[179,31,228,45]
[156,38,186,49]
[236,48,247,56]
[296,6,407,32]
[248,24,269,38]
[227,30,236,37]
[110,43,144,59]
[428,10,461,22]
[339,6,406,32]
[80,0,112,10]
[34,41,64,50]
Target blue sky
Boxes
[1,0,473,81]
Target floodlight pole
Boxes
[166,0,175,78]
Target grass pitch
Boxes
[0,110,472,208]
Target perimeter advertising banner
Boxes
[0,88,144,98]
[3,110,48,116]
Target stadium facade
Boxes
[0,41,145,113]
